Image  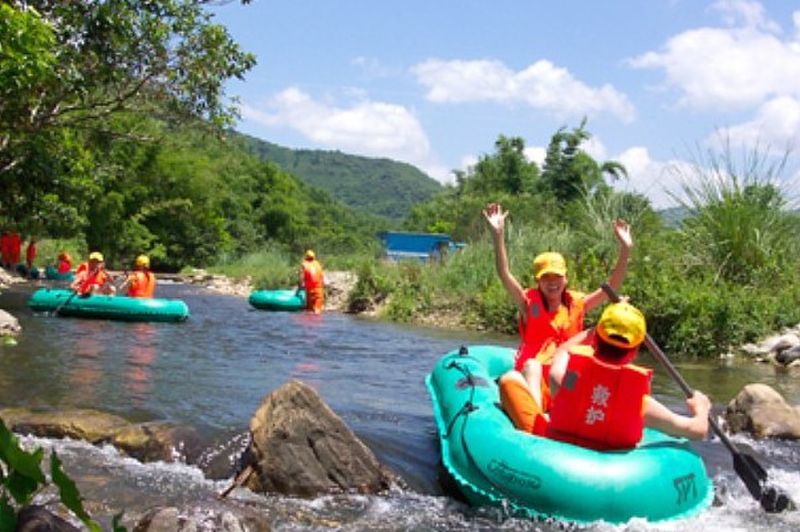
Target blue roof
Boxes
[377,231,451,254]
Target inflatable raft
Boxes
[248,289,306,311]
[28,288,189,323]
[44,265,75,281]
[426,345,713,525]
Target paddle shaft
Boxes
[599,284,737,452]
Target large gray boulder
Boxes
[724,383,800,439]
[241,380,394,497]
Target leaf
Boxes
[0,418,46,484]
[0,496,17,532]
[50,451,102,532]
[5,469,39,505]
[112,511,127,532]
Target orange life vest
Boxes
[26,242,36,265]
[57,259,72,274]
[0,233,9,264]
[76,268,110,295]
[515,288,585,371]
[541,348,652,451]
[9,233,21,264]
[127,270,155,298]
[302,259,324,291]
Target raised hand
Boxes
[482,203,509,235]
[613,219,633,250]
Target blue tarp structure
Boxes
[377,231,464,261]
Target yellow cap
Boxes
[135,255,150,268]
[304,249,315,260]
[597,302,646,350]
[88,251,104,262]
[533,252,567,280]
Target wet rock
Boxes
[241,380,394,497]
[774,344,800,367]
[0,308,21,337]
[324,271,357,312]
[0,408,201,464]
[724,383,800,439]
[111,422,202,464]
[16,505,80,532]
[132,505,269,532]
[0,408,129,442]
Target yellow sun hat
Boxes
[596,302,646,350]
[533,251,567,280]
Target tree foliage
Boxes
[1,1,255,229]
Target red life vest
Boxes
[57,259,72,274]
[76,262,88,276]
[127,270,155,298]
[515,288,585,371]
[1,233,9,264]
[26,242,36,265]
[9,233,21,264]
[76,268,110,295]
[302,259,324,290]
[542,349,652,451]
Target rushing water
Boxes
[1,280,800,531]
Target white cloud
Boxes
[715,95,800,148]
[614,147,691,209]
[241,87,451,182]
[629,2,800,111]
[412,59,636,122]
[523,146,546,167]
[711,0,782,33]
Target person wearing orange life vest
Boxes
[70,251,116,295]
[483,202,632,410]
[0,232,10,268]
[501,301,711,448]
[118,255,156,298]
[25,237,37,271]
[9,231,21,267]
[57,251,73,274]
[298,249,324,313]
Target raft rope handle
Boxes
[445,356,526,515]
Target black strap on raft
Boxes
[443,348,527,516]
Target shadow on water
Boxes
[2,281,800,530]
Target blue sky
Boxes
[208,0,800,208]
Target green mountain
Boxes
[235,133,443,220]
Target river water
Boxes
[1,281,800,531]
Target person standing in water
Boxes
[299,249,325,314]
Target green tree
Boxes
[539,119,626,204]
[0,1,255,231]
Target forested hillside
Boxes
[236,133,443,220]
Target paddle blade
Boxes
[733,452,794,513]
[760,485,794,513]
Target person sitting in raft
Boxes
[298,249,324,314]
[118,254,156,298]
[57,251,73,274]
[482,202,633,410]
[70,252,116,296]
[501,301,711,448]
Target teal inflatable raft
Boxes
[248,289,306,311]
[28,288,189,323]
[426,345,713,525]
[44,265,75,281]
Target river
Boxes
[1,281,799,531]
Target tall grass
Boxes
[668,139,799,285]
